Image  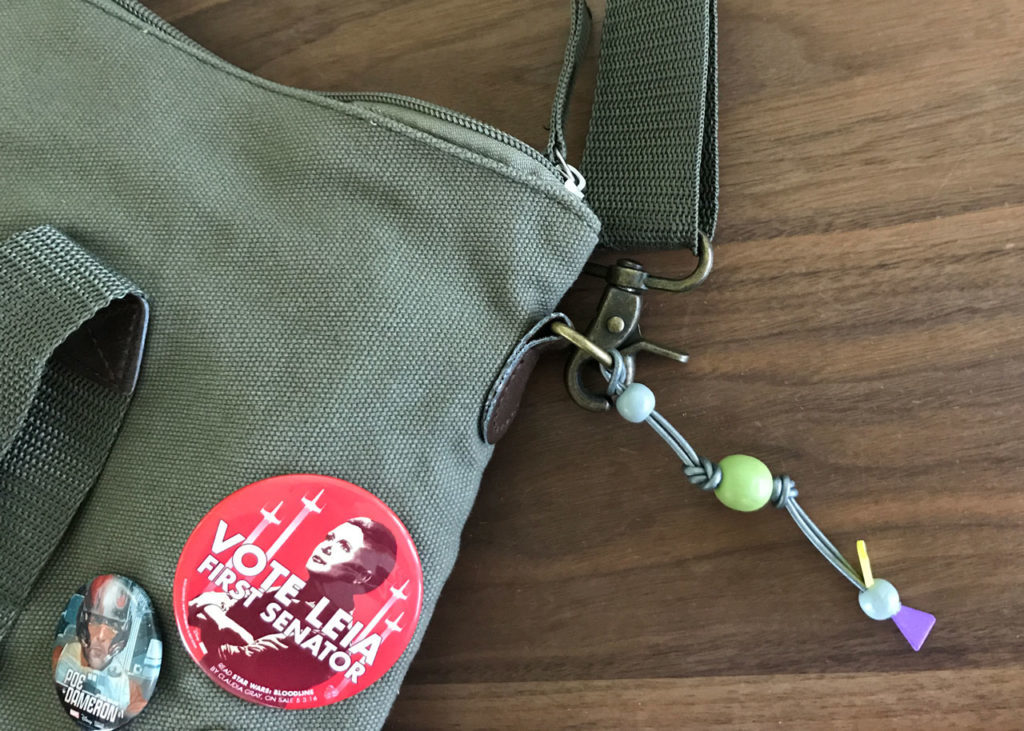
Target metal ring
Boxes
[551,322,613,367]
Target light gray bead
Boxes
[858,578,901,620]
[615,383,656,423]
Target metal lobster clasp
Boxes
[565,233,712,411]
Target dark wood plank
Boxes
[147,0,1024,726]
[388,670,1022,729]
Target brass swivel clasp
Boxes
[563,232,712,411]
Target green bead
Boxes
[715,454,773,512]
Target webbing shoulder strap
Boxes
[548,0,718,252]
[0,226,148,637]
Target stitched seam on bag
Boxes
[337,103,600,231]
[488,354,534,440]
[482,336,549,420]
[78,0,601,234]
[481,332,563,443]
[114,292,144,392]
[481,347,527,433]
[81,318,118,386]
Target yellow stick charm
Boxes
[856,539,874,587]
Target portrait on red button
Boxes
[172,474,423,709]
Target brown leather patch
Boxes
[53,294,150,395]
[485,344,542,444]
[481,315,570,444]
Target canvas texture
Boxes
[0,1,600,728]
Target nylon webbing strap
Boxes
[0,225,147,637]
[570,0,718,252]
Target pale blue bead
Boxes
[858,578,901,620]
[615,383,656,423]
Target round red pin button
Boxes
[173,474,423,709]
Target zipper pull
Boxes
[554,150,586,200]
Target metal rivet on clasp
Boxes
[582,231,713,293]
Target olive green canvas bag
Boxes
[0,0,716,727]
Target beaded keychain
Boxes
[552,297,936,651]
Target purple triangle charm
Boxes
[892,605,935,651]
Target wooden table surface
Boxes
[151,1,1024,727]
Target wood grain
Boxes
[148,0,1024,727]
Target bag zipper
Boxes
[107,1,586,197]
[332,93,589,198]
[110,0,203,49]
[325,92,565,179]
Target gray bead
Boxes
[858,578,901,620]
[615,383,656,423]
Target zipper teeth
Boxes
[326,92,561,178]
[110,0,203,49]
[108,2,563,181]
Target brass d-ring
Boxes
[551,322,613,368]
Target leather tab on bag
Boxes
[481,314,572,445]
[54,294,149,395]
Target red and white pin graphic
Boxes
[173,474,423,708]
